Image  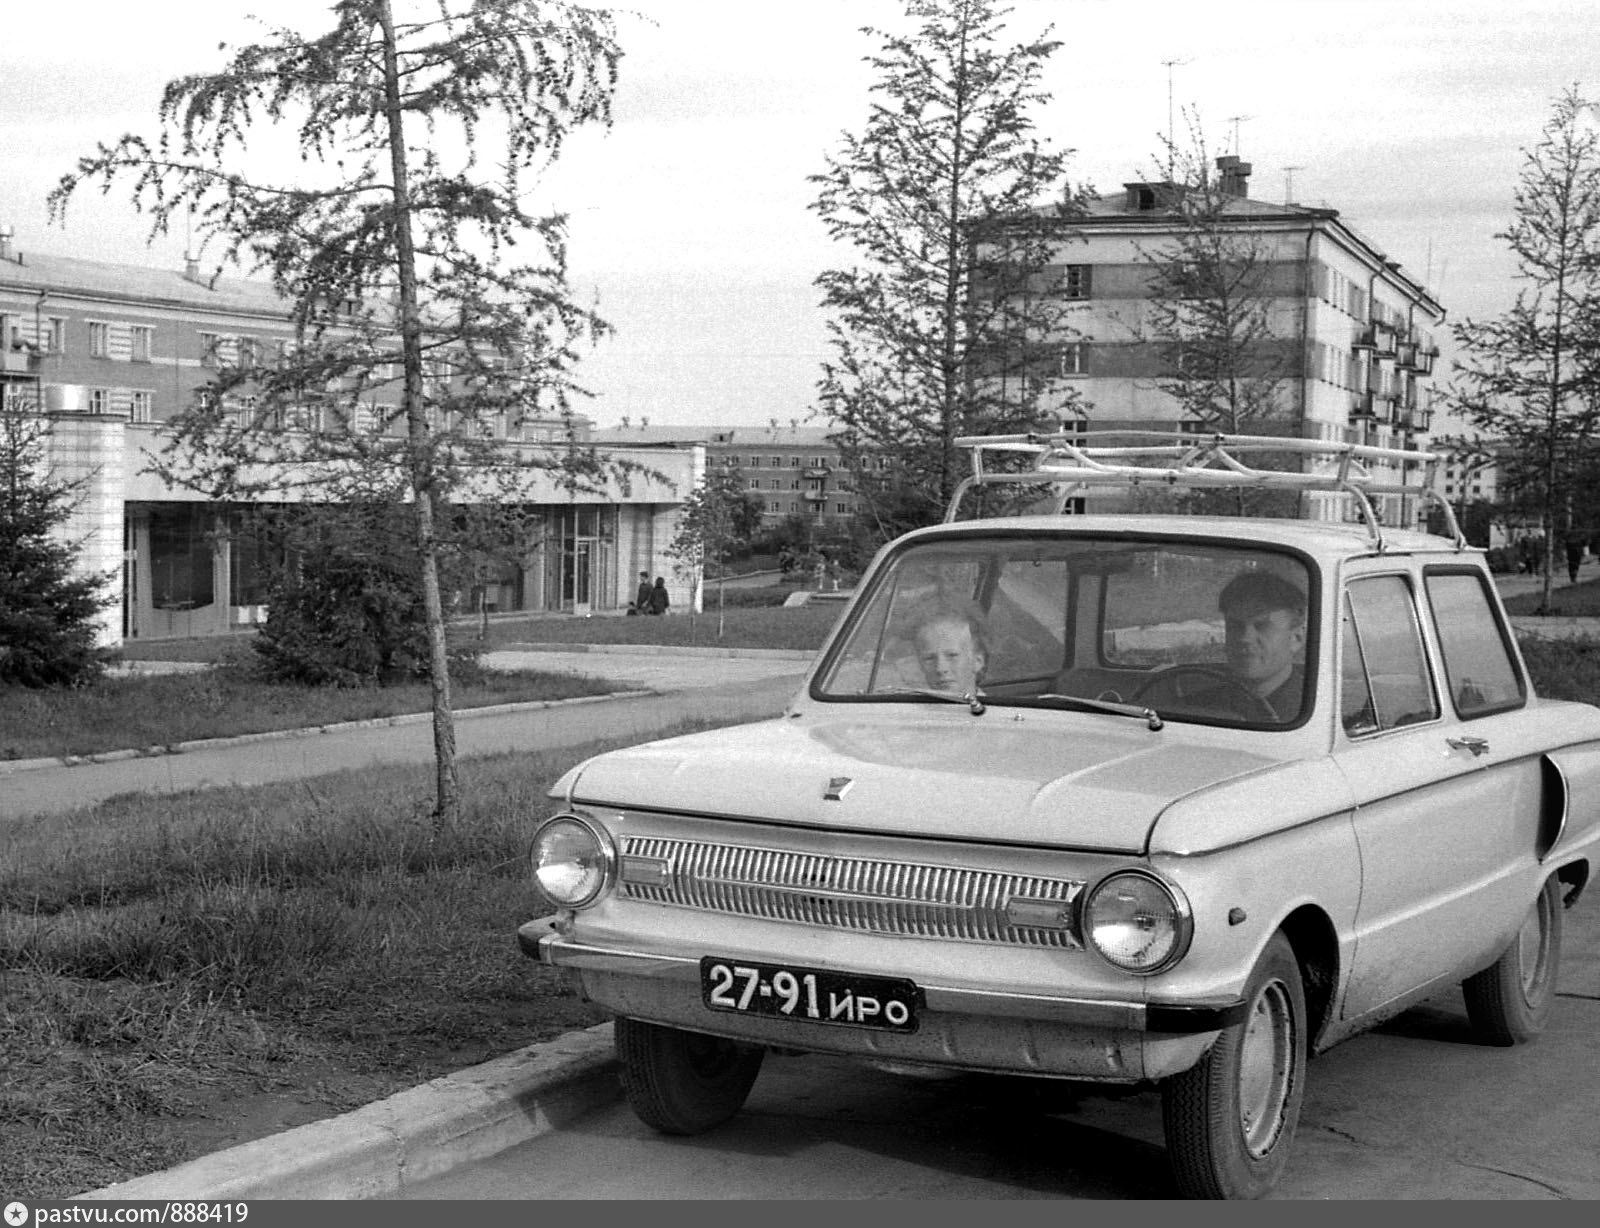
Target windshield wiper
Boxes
[1030,693,1164,731]
[876,687,988,715]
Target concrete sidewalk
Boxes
[2,648,809,819]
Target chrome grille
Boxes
[620,836,1082,948]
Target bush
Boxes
[248,506,481,687]
[1485,545,1517,574]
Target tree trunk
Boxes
[379,0,459,832]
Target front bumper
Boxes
[520,919,1245,1081]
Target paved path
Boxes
[1,651,810,821]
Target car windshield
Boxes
[813,534,1315,728]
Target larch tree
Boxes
[810,0,1084,547]
[49,0,625,829]
[666,468,765,639]
[1132,115,1301,515]
[1450,85,1600,612]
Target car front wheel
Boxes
[1161,932,1307,1199]
[1462,875,1563,1046]
[615,1016,765,1135]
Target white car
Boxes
[521,434,1599,1198]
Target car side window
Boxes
[1341,576,1439,735]
[1425,571,1526,718]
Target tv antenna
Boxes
[1161,58,1191,175]
[1282,165,1304,204]
[1227,115,1253,155]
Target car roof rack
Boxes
[946,430,1466,552]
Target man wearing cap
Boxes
[1210,570,1308,721]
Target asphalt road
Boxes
[400,901,1600,1200]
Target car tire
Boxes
[1462,875,1563,1046]
[615,1016,765,1135]
[1161,932,1307,1200]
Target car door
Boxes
[1332,566,1538,1020]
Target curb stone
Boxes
[0,689,653,778]
[75,1022,622,1200]
[497,641,815,660]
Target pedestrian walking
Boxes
[1567,535,1586,585]
[647,576,670,616]
[633,571,652,615]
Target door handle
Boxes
[1447,735,1490,758]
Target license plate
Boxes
[700,957,920,1032]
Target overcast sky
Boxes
[2,0,1595,431]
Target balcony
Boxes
[802,489,828,503]
[1,348,40,374]
[803,466,831,480]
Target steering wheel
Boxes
[1133,665,1276,722]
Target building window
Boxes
[836,503,849,514]
[199,332,220,369]
[44,318,65,354]
[749,478,761,490]
[131,325,153,363]
[790,456,801,467]
[770,479,782,490]
[770,455,781,467]
[89,322,110,358]
[1058,342,1084,377]
[747,455,761,467]
[769,500,782,513]
[130,390,153,423]
[88,388,109,414]
[1064,264,1092,299]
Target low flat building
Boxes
[0,231,698,644]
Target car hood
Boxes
[557,711,1285,853]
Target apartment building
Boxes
[0,229,698,644]
[588,422,864,527]
[992,157,1446,525]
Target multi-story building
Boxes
[588,423,864,527]
[998,157,1446,525]
[0,229,698,644]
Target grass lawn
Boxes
[0,668,616,762]
[0,719,739,1198]
[1500,575,1600,616]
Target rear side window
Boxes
[1425,571,1526,717]
[1341,576,1439,735]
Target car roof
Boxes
[898,514,1479,564]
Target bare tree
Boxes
[50,0,624,828]
[1450,85,1600,611]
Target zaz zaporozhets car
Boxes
[520,432,1599,1199]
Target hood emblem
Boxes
[824,776,854,801]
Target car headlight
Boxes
[530,813,616,909]
[1083,870,1192,974]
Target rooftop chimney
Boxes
[1216,155,1252,198]
[184,251,201,282]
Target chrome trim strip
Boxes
[529,931,1236,1033]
